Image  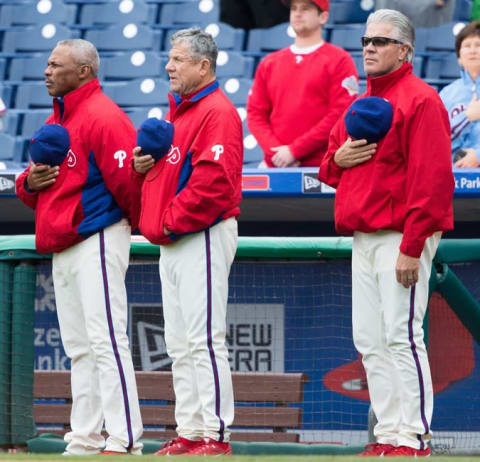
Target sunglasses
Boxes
[361,36,404,47]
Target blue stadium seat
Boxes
[329,25,364,53]
[454,0,473,21]
[0,132,25,162]
[328,1,374,24]
[0,111,20,136]
[9,54,49,81]
[102,78,170,107]
[425,52,460,80]
[79,1,153,26]
[126,106,169,129]
[159,0,219,26]
[85,24,161,52]
[219,77,252,106]
[425,22,466,53]
[2,24,77,53]
[247,22,293,53]
[15,83,52,109]
[0,84,14,109]
[242,121,263,167]
[20,110,51,137]
[99,52,167,81]
[0,1,76,26]
[216,51,254,79]
[203,22,245,51]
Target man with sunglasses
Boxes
[247,0,358,167]
[319,9,454,457]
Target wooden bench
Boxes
[33,371,308,443]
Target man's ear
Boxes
[78,64,92,80]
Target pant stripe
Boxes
[205,229,225,442]
[408,285,429,449]
[99,231,133,450]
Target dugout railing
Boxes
[0,235,480,454]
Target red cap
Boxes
[281,0,329,11]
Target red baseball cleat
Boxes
[101,450,127,455]
[359,443,396,456]
[154,437,202,455]
[186,438,233,456]
[386,445,431,457]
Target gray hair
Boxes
[56,39,100,77]
[366,9,415,62]
[170,28,218,74]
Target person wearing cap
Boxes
[15,39,143,455]
[247,0,358,168]
[131,28,242,456]
[319,9,454,457]
[440,21,480,168]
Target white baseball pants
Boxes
[352,230,441,450]
[52,219,143,455]
[159,217,237,443]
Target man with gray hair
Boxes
[132,28,242,456]
[319,9,454,457]
[16,39,143,455]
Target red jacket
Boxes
[134,80,243,245]
[247,42,358,166]
[16,79,140,254]
[318,63,454,258]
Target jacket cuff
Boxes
[399,239,425,258]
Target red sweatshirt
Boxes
[247,42,358,167]
[318,63,454,258]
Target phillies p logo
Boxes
[211,144,224,161]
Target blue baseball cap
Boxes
[345,96,393,144]
[137,118,174,162]
[29,124,70,166]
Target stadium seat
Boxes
[425,52,460,81]
[0,58,6,80]
[0,111,20,136]
[0,84,14,109]
[9,54,49,81]
[102,78,170,107]
[99,51,167,81]
[216,51,254,79]
[329,25,364,53]
[219,77,252,106]
[126,106,169,129]
[454,0,473,21]
[247,22,294,53]
[20,110,51,137]
[328,1,374,24]
[15,83,52,109]
[242,121,263,168]
[0,1,76,26]
[79,1,154,26]
[204,22,245,51]
[425,22,466,53]
[84,24,161,52]
[0,132,25,162]
[164,22,245,52]
[159,0,219,26]
[2,24,77,53]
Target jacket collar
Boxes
[168,80,219,120]
[367,62,412,96]
[461,68,480,88]
[53,78,101,123]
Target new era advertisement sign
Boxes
[0,174,15,195]
[129,303,285,373]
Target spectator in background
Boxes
[15,39,143,455]
[375,0,455,28]
[220,0,289,30]
[247,0,358,168]
[319,8,454,457]
[440,21,480,168]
